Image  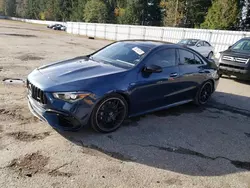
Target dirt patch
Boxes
[7,131,51,142]
[67,42,82,46]
[1,26,42,32]
[48,170,73,177]
[164,178,182,186]
[0,108,38,123]
[0,125,3,133]
[7,152,73,178]
[17,54,44,61]
[3,33,37,38]
[7,152,49,177]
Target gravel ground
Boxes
[0,20,250,188]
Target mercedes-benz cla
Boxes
[27,40,219,133]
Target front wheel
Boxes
[207,52,213,59]
[194,81,213,105]
[90,94,128,133]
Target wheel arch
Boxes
[205,79,215,92]
[102,91,131,113]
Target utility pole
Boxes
[174,0,179,27]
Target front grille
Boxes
[220,63,245,70]
[27,80,47,104]
[222,56,249,64]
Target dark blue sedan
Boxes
[27,40,220,133]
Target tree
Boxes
[184,0,212,28]
[0,0,6,15]
[5,0,16,16]
[84,0,108,23]
[201,0,240,30]
[161,0,186,27]
[44,0,61,21]
[70,0,87,21]
[117,0,162,26]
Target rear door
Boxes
[176,48,208,100]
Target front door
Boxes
[130,48,181,115]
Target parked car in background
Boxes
[178,39,214,59]
[27,40,219,133]
[47,24,66,31]
[218,37,250,80]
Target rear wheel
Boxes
[90,94,128,133]
[194,81,213,105]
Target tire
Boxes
[90,94,128,133]
[207,52,213,59]
[194,81,213,105]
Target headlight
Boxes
[53,92,90,103]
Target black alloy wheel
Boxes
[195,81,213,105]
[91,94,128,133]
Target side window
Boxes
[197,41,204,46]
[179,49,203,65]
[146,49,176,68]
[194,55,203,64]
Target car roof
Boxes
[181,38,200,41]
[119,39,179,48]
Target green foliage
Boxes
[117,0,162,26]
[0,0,6,15]
[185,0,212,28]
[84,0,108,23]
[5,0,16,16]
[70,0,86,21]
[162,0,186,27]
[201,0,240,30]
[0,0,242,30]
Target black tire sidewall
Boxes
[195,81,213,105]
[90,94,128,133]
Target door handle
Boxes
[170,72,178,77]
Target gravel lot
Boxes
[0,20,250,188]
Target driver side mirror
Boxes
[228,45,232,49]
[143,65,162,73]
[197,43,201,47]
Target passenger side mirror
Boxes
[197,43,201,47]
[228,45,232,49]
[143,65,162,73]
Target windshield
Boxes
[231,39,250,52]
[90,42,152,67]
[178,39,198,46]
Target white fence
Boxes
[1,16,250,58]
[67,22,250,58]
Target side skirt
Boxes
[128,99,193,118]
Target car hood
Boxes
[37,56,127,85]
[221,49,250,58]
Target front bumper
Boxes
[219,66,250,79]
[28,94,93,131]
